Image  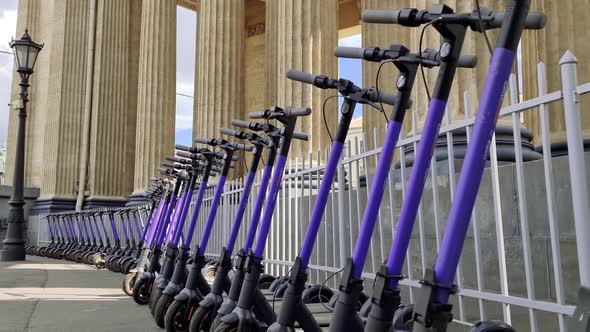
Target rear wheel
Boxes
[212,322,239,332]
[154,293,174,328]
[188,305,213,332]
[165,300,191,332]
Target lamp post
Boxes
[0,30,43,261]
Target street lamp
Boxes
[0,30,43,261]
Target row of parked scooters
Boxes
[27,1,561,331]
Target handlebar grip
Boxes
[333,46,366,59]
[220,127,239,137]
[490,12,546,29]
[249,111,267,119]
[292,131,310,141]
[457,55,478,68]
[175,144,193,152]
[361,10,400,24]
[369,90,397,106]
[166,156,182,163]
[176,151,194,159]
[286,69,317,85]
[162,162,176,169]
[285,107,312,117]
[231,119,254,129]
[234,143,254,152]
[195,137,209,145]
[159,168,171,174]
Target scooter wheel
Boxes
[209,314,223,332]
[122,273,136,296]
[154,293,174,328]
[149,286,163,313]
[469,320,516,332]
[392,304,414,331]
[258,274,276,290]
[302,284,334,304]
[212,322,239,332]
[132,277,152,305]
[187,305,212,332]
[165,300,191,332]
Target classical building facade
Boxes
[5,0,589,211]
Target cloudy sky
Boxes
[0,3,361,147]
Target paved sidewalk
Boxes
[0,256,156,332]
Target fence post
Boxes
[560,50,590,288]
[337,150,347,269]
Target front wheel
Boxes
[165,300,191,332]
[122,273,136,296]
[132,278,151,305]
[188,306,213,332]
[155,293,174,328]
[212,322,239,332]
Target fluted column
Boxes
[5,0,42,188]
[361,0,411,150]
[194,0,245,145]
[36,0,88,210]
[132,0,176,198]
[266,0,339,158]
[522,0,590,146]
[86,0,131,207]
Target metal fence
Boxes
[185,52,590,331]
[34,52,590,331]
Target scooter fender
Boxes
[216,298,238,316]
[173,287,198,303]
[162,281,184,296]
[154,275,170,290]
[198,292,224,310]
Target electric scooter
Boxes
[375,2,544,331]
[153,138,253,328]
[200,118,294,332]
[166,127,274,332]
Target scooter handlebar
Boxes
[293,131,309,141]
[286,69,317,85]
[361,9,401,24]
[333,46,367,59]
[249,111,267,119]
[285,107,312,117]
[175,144,193,152]
[220,128,239,137]
[489,11,546,30]
[231,119,254,129]
[194,137,210,145]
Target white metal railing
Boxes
[185,53,589,331]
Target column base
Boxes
[126,192,148,206]
[0,244,26,261]
[397,125,543,168]
[33,197,76,214]
[84,196,128,209]
[535,139,590,157]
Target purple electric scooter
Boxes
[153,138,254,328]
[206,118,297,332]
[164,129,272,332]
[212,107,315,332]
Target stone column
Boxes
[131,0,176,201]
[194,0,245,145]
[522,0,590,150]
[266,0,339,158]
[5,0,43,189]
[361,0,411,150]
[36,0,89,211]
[85,0,133,208]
